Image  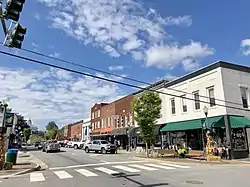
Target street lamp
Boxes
[202,106,209,153]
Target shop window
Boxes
[181,95,187,112]
[170,98,176,114]
[193,91,200,110]
[207,87,216,107]
[231,128,247,150]
[240,87,248,108]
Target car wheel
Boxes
[85,147,89,153]
[111,150,115,154]
[74,145,78,149]
[101,148,106,154]
[42,149,45,152]
[46,150,49,153]
[95,150,98,153]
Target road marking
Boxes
[72,153,76,156]
[54,171,73,179]
[95,167,120,175]
[76,168,98,177]
[50,160,146,170]
[144,163,176,170]
[112,165,141,172]
[89,154,100,157]
[30,173,45,182]
[128,164,159,171]
[160,163,191,169]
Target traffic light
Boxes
[8,23,27,49]
[3,0,26,22]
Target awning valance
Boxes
[229,116,250,128]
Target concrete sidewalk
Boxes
[0,151,47,179]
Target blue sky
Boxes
[0,0,250,129]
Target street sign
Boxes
[5,113,14,127]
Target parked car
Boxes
[65,141,73,148]
[38,141,46,150]
[42,140,60,153]
[34,142,40,147]
[84,140,117,154]
[72,140,85,149]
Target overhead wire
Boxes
[0,49,248,112]
[5,44,245,108]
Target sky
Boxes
[0,0,250,129]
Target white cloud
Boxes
[145,41,214,71]
[49,52,61,58]
[241,39,250,56]
[34,13,41,20]
[0,67,122,128]
[108,65,124,71]
[163,74,177,80]
[37,0,201,68]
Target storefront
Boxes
[160,115,250,159]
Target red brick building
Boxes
[90,95,134,148]
[64,120,83,141]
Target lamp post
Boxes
[202,106,208,152]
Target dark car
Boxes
[34,142,40,147]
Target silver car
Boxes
[42,140,60,153]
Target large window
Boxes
[97,110,100,117]
[240,87,248,108]
[170,98,176,114]
[92,112,94,119]
[207,87,216,107]
[97,121,100,128]
[181,95,187,112]
[193,91,200,110]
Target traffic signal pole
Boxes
[0,0,7,36]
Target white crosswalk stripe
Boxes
[76,168,98,177]
[30,173,45,182]
[95,167,120,175]
[144,163,176,170]
[160,163,191,169]
[128,164,159,171]
[112,165,141,172]
[54,171,73,179]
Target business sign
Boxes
[5,113,14,127]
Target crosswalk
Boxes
[29,162,191,182]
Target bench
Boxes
[157,149,178,158]
[187,150,204,159]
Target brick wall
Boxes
[69,121,83,140]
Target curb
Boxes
[132,156,250,165]
[0,164,41,179]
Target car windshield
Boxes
[100,141,109,144]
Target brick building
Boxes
[90,95,134,149]
[63,124,71,139]
[70,120,83,141]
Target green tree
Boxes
[46,121,58,131]
[132,91,162,157]
[45,128,57,140]
[23,128,31,143]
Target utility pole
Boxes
[0,101,8,162]
[0,0,27,49]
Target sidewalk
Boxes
[0,151,47,179]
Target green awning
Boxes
[160,116,224,132]
[229,116,250,128]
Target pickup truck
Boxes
[72,140,85,149]
[84,140,117,154]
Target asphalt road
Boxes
[1,148,250,187]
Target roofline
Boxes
[132,79,167,95]
[164,61,250,88]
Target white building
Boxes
[82,118,91,140]
[157,61,250,159]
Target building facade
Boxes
[69,120,83,141]
[90,95,134,149]
[158,61,250,159]
[63,124,71,139]
[82,118,91,140]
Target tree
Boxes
[45,128,57,140]
[132,91,162,157]
[23,128,31,143]
[46,121,58,131]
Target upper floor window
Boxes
[240,87,248,108]
[101,119,104,128]
[97,121,100,128]
[181,95,187,112]
[207,87,216,107]
[97,110,100,117]
[170,98,176,114]
[108,117,111,127]
[92,112,94,119]
[193,91,200,110]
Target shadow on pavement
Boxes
[112,173,169,186]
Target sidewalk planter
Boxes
[5,149,18,165]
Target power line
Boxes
[4,44,245,108]
[0,49,248,113]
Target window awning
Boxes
[110,127,129,136]
[229,116,250,128]
[160,116,224,132]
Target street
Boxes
[1,148,250,187]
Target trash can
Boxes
[5,149,18,165]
